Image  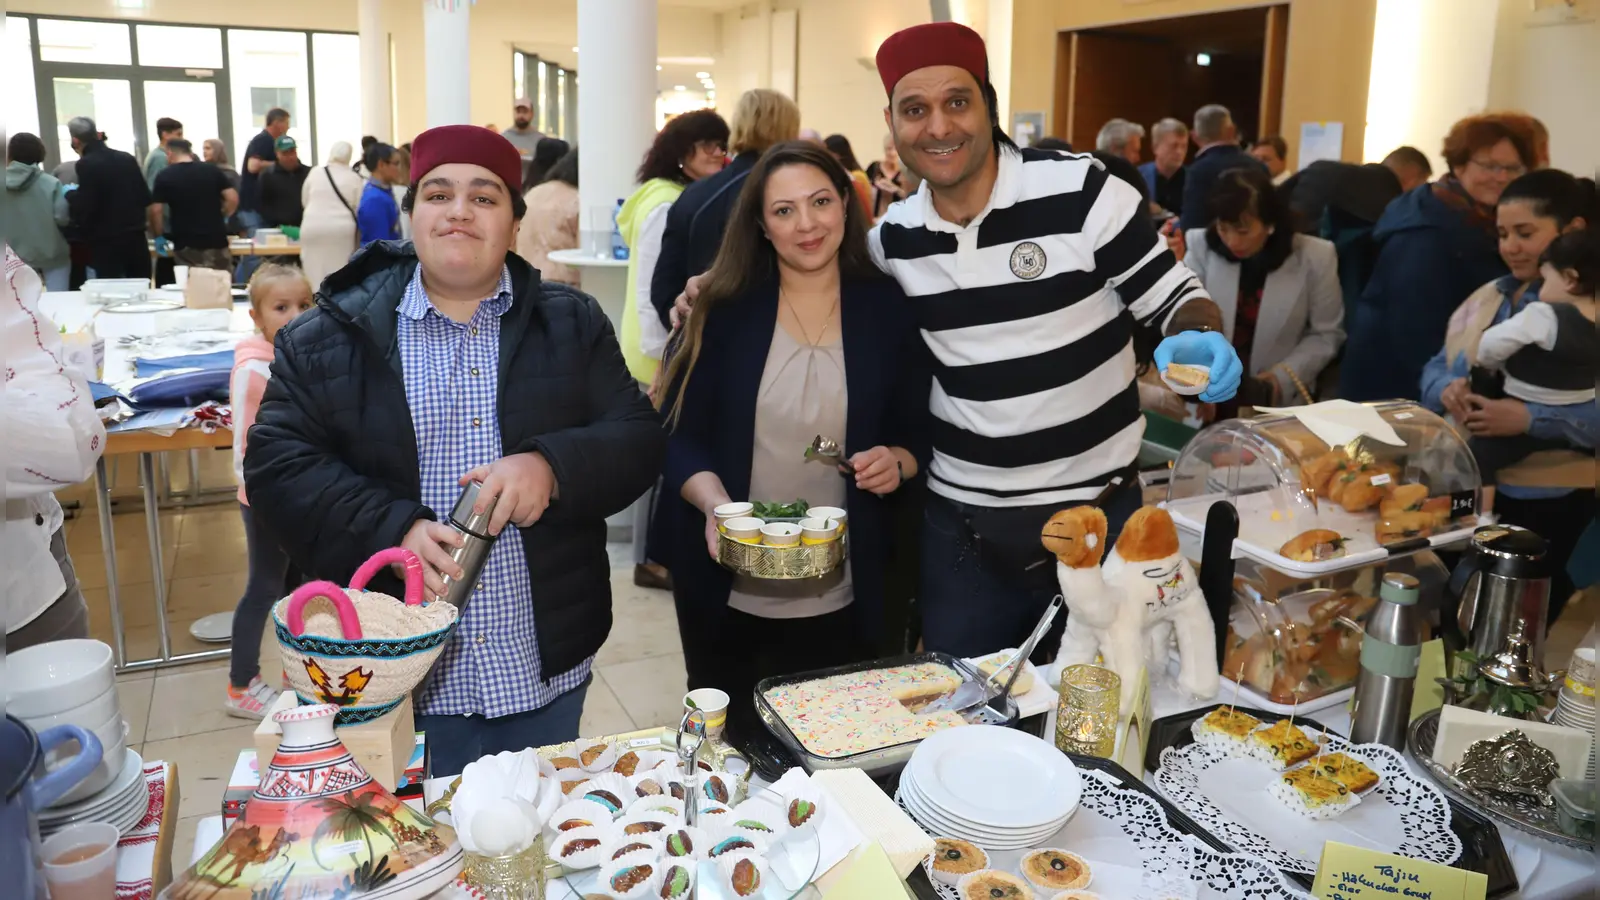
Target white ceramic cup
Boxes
[803,506,847,529]
[798,517,840,544]
[683,688,730,741]
[5,640,115,719]
[722,516,765,543]
[713,502,755,523]
[172,265,190,288]
[41,822,119,900]
[760,523,802,547]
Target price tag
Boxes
[1313,842,1486,900]
[1449,490,1476,517]
[627,737,657,749]
[1369,473,1392,487]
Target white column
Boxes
[423,2,472,128]
[576,0,657,327]
[358,0,393,143]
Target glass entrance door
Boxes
[143,81,220,157]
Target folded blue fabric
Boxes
[127,369,231,407]
[88,381,126,403]
[133,349,237,377]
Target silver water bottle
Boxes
[439,481,498,610]
[1351,572,1423,747]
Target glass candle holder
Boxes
[1056,664,1121,758]
[462,840,547,900]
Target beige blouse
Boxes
[728,323,853,619]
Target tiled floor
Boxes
[50,447,1598,877]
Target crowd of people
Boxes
[3,21,1592,776]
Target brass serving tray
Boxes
[717,532,846,580]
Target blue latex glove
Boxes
[1154,330,1243,403]
[153,237,172,257]
[61,183,79,193]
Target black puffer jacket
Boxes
[243,241,665,676]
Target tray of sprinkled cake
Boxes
[756,652,1019,777]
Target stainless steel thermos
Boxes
[1351,572,1423,748]
[439,481,498,610]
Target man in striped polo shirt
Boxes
[871,23,1244,657]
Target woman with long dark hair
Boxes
[655,141,930,748]
[823,133,874,222]
[1420,169,1596,624]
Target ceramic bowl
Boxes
[20,684,120,735]
[5,640,115,719]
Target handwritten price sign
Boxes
[1312,842,1486,900]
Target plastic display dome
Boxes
[1164,401,1484,577]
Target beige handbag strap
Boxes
[1274,362,1315,405]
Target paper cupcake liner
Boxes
[1020,849,1093,893]
[705,821,768,859]
[549,824,611,870]
[576,737,620,773]
[717,850,769,898]
[661,825,707,861]
[1050,892,1102,900]
[657,861,696,900]
[615,811,677,838]
[556,768,592,797]
[627,794,685,821]
[956,869,1034,900]
[578,772,635,818]
[550,798,617,834]
[777,781,824,841]
[599,833,664,866]
[928,837,989,887]
[599,852,663,900]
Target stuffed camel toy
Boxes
[1042,505,1219,714]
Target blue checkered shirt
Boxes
[397,264,593,719]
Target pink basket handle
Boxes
[348,547,426,607]
[284,582,364,640]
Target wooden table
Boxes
[95,426,236,673]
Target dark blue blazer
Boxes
[1177,144,1268,231]
[654,275,931,640]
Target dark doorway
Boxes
[1055,5,1288,161]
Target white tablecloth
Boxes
[39,290,253,387]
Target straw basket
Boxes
[273,548,459,725]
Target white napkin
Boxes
[1253,399,1405,448]
[771,767,864,878]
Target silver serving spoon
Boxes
[804,434,852,475]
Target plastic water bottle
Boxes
[610,198,629,261]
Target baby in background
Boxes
[225,264,315,718]
[1468,229,1598,480]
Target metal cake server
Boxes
[924,594,1064,715]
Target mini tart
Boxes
[956,869,1035,900]
[1050,893,1101,900]
[1021,849,1092,892]
[930,837,989,887]
[1305,751,1381,793]
[613,750,643,777]
[1247,719,1321,770]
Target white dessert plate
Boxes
[1154,734,1461,874]
[898,777,1068,846]
[41,748,144,820]
[905,726,1081,829]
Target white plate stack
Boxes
[5,639,147,836]
[1550,647,1594,780]
[895,725,1083,850]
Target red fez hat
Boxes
[410,125,523,195]
[875,22,989,99]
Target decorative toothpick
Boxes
[1287,693,1299,732]
[1228,662,1245,717]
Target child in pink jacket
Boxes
[226,263,313,718]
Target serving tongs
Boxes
[921,594,1063,716]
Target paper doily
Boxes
[907,769,1309,900]
[1154,734,1462,875]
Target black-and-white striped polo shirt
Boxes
[868,146,1210,508]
